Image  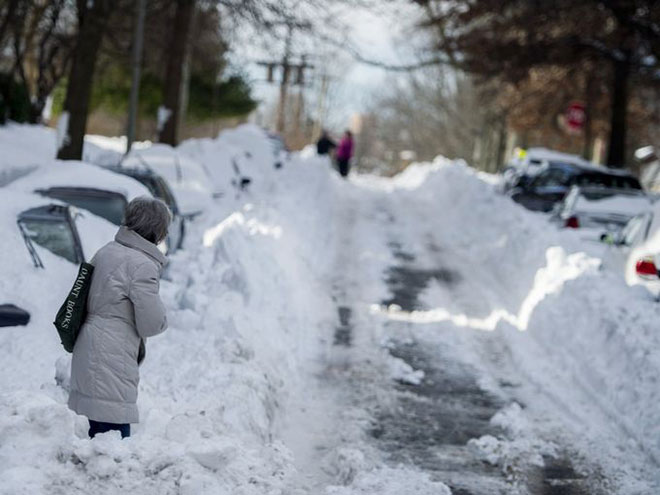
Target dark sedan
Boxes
[508,162,642,212]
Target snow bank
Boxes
[0,123,342,494]
[523,253,660,461]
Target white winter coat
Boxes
[68,226,167,424]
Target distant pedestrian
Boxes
[335,130,354,178]
[68,197,171,439]
[316,130,336,156]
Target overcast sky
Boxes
[232,1,423,133]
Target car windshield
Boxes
[18,217,78,263]
[40,189,127,225]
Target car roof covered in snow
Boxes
[525,147,585,165]
[7,160,150,200]
[542,159,641,182]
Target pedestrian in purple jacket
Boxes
[335,130,354,178]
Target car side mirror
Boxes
[0,304,30,327]
[600,232,615,245]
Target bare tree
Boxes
[10,0,76,123]
[362,67,489,174]
[413,0,660,167]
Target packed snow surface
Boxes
[0,124,659,493]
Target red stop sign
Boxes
[566,101,586,131]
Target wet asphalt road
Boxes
[331,236,605,494]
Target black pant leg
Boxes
[89,420,131,439]
[338,159,349,177]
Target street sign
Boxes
[566,101,586,132]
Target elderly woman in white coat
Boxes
[68,197,171,438]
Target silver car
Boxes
[551,186,651,235]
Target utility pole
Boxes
[126,0,147,154]
[276,23,293,135]
[258,19,312,139]
[312,70,330,141]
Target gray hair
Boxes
[123,196,172,244]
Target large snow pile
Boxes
[0,124,348,494]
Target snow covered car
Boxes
[122,145,216,213]
[601,199,660,295]
[8,161,149,223]
[551,186,651,239]
[500,148,585,194]
[5,161,183,254]
[0,189,116,327]
[508,161,642,212]
[105,166,186,252]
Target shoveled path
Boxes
[281,182,613,494]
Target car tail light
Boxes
[635,258,658,278]
[565,216,579,228]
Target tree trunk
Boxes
[0,0,20,48]
[56,1,114,160]
[158,0,195,147]
[605,57,629,168]
[582,71,594,161]
[495,114,508,173]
